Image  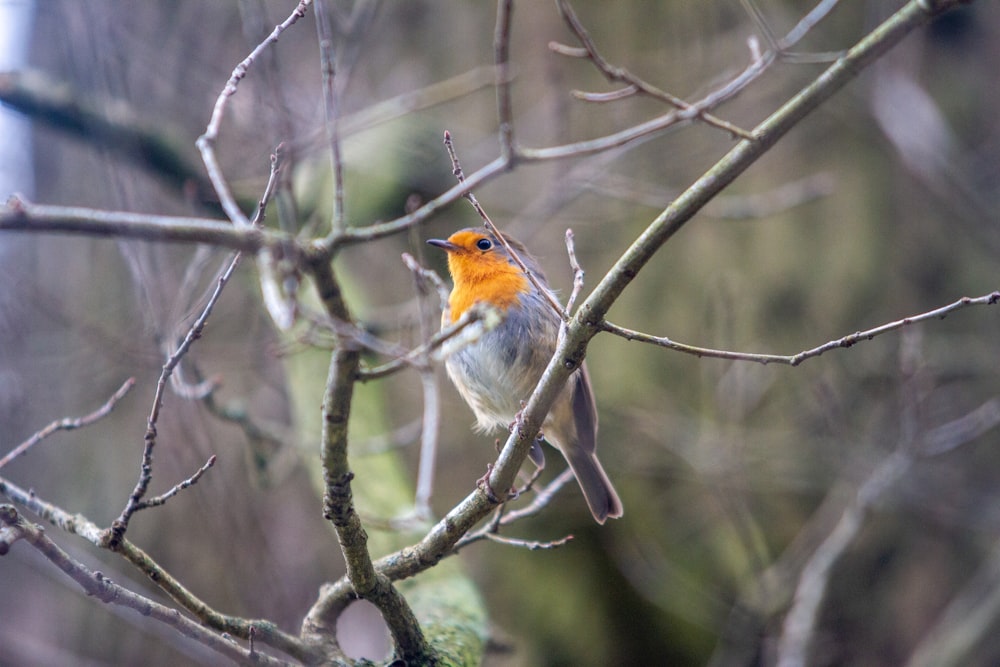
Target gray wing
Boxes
[571,362,599,454]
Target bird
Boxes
[427,227,623,523]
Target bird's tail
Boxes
[565,448,623,524]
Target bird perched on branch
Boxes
[427,227,623,523]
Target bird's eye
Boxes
[475,238,493,251]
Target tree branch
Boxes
[0,505,294,666]
[0,378,134,470]
[197,0,311,229]
[1,195,271,251]
[307,0,973,597]
[601,291,1000,366]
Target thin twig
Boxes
[533,0,846,164]
[0,506,294,666]
[358,304,488,381]
[108,250,245,546]
[402,252,451,312]
[494,0,515,158]
[253,143,287,227]
[0,378,134,470]
[132,456,217,511]
[1,195,269,251]
[442,130,568,320]
[196,0,310,229]
[571,85,638,103]
[455,468,576,550]
[740,0,781,54]
[602,291,1000,366]
[407,250,446,518]
[781,0,843,50]
[0,475,314,661]
[555,0,753,139]
[483,531,574,551]
[257,145,303,331]
[563,229,585,315]
[314,0,346,237]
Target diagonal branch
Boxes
[107,247,244,547]
[0,474,314,662]
[197,0,311,229]
[306,0,973,597]
[0,378,134,470]
[554,0,753,139]
[0,506,294,666]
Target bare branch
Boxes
[1,195,270,251]
[776,450,911,667]
[455,469,577,551]
[404,251,449,518]
[601,291,1000,366]
[563,229,585,315]
[494,0,515,158]
[109,248,244,545]
[0,475,314,661]
[196,0,311,229]
[0,506,294,666]
[132,456,217,511]
[483,531,574,551]
[555,0,753,139]
[571,85,638,103]
[0,378,134,470]
[306,1,972,600]
[314,0,346,237]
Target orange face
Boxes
[427,229,530,323]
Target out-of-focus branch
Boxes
[0,195,272,251]
[0,70,221,211]
[107,243,244,546]
[314,0,346,236]
[585,172,836,219]
[0,378,134,470]
[554,0,753,139]
[197,0,311,229]
[776,449,911,667]
[601,291,1000,366]
[907,536,1000,667]
[494,0,515,157]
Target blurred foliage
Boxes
[1,1,1000,666]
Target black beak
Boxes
[426,238,458,251]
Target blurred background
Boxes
[2,1,1000,665]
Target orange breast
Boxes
[447,254,530,323]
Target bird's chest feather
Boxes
[445,296,559,430]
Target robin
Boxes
[427,227,623,523]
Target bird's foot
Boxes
[477,463,519,503]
